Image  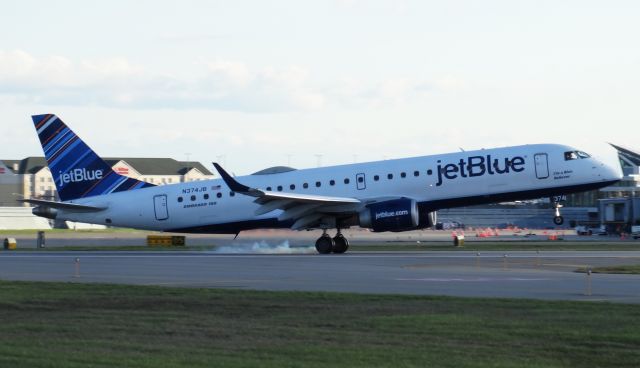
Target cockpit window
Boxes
[564,151,591,160]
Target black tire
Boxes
[315,236,334,254]
[553,216,564,226]
[332,235,349,254]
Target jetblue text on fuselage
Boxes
[435,155,525,186]
[58,168,103,186]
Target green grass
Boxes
[0,281,639,367]
[350,240,640,252]
[10,245,217,252]
[577,264,640,275]
[5,240,640,253]
[0,228,148,235]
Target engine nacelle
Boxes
[422,210,437,229]
[359,198,419,232]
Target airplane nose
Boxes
[599,160,623,182]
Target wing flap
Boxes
[256,191,361,205]
[213,162,363,229]
[213,162,361,207]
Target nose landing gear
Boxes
[314,229,350,254]
[551,195,566,226]
[553,208,564,226]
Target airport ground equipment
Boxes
[147,235,186,247]
[3,238,16,250]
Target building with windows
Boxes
[596,145,640,231]
[0,157,214,206]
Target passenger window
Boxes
[374,175,380,181]
[387,174,393,180]
[277,185,283,191]
[267,187,272,191]
[216,192,222,198]
[344,178,350,184]
[414,171,419,177]
[316,181,321,187]
[358,177,364,183]
[303,183,309,189]
[178,197,183,203]
[427,169,433,175]
[230,192,235,197]
[329,180,335,186]
[204,194,209,200]
[401,172,406,178]
[190,195,196,201]
[290,184,296,190]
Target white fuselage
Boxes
[56,144,622,233]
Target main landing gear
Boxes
[315,229,350,254]
[551,195,565,226]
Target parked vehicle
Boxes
[575,225,607,236]
[435,221,465,230]
[632,226,640,240]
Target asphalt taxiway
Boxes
[1,250,639,303]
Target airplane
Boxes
[21,114,623,254]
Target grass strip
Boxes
[1,281,639,367]
[576,264,640,275]
[351,241,640,252]
[5,245,217,252]
[4,241,640,252]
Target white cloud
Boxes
[0,50,455,113]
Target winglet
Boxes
[212,163,263,197]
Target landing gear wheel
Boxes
[315,235,334,254]
[332,234,349,254]
[553,216,564,225]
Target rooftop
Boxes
[1,157,213,176]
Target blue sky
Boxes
[1,0,638,173]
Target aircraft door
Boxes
[534,153,549,179]
[356,173,366,190]
[153,195,169,221]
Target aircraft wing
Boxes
[213,163,363,230]
[17,198,107,212]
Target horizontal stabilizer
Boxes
[17,198,107,212]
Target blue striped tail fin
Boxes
[32,114,155,201]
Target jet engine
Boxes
[359,198,420,232]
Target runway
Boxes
[1,250,639,303]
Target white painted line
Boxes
[397,277,552,282]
